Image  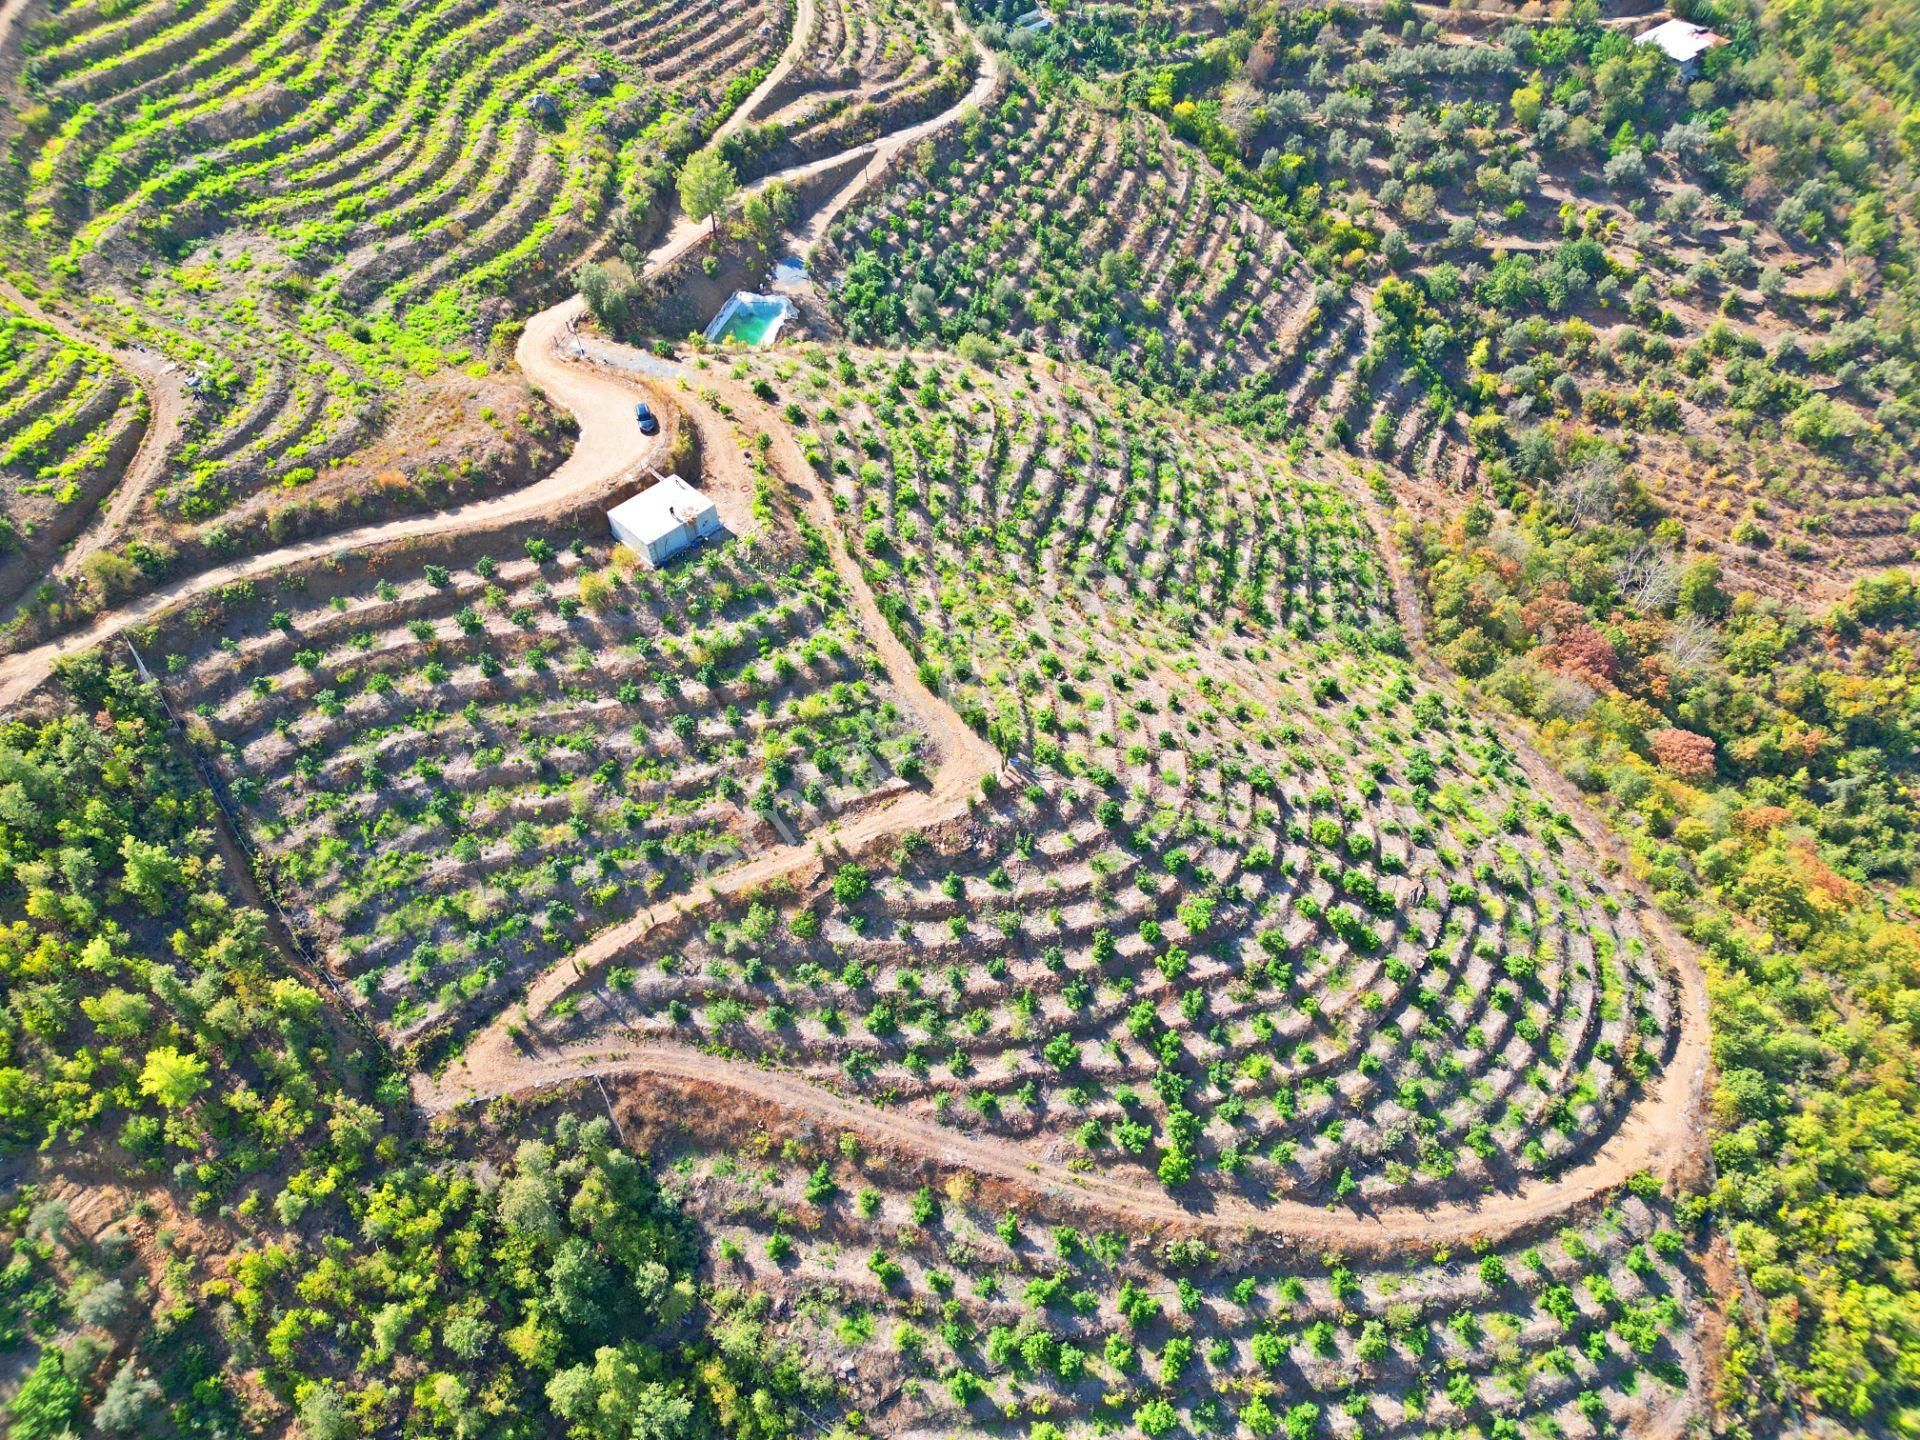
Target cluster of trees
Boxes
[0,653,353,1163]
[1,659,835,1438]
[234,1119,828,1440]
[1126,0,1916,522]
[581,157,799,335]
[1413,489,1920,1425]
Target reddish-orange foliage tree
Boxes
[1649,726,1716,780]
[1542,624,1621,691]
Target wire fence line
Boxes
[124,639,389,1058]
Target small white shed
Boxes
[608,473,722,567]
[1633,19,1727,76]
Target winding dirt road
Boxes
[0,0,33,62]
[425,1037,1700,1252]
[0,280,187,613]
[0,299,672,707]
[0,0,817,626]
[713,0,819,148]
[425,351,1709,1246]
[0,0,1707,1248]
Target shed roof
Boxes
[1633,19,1726,64]
[608,474,716,548]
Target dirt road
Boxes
[712,0,819,147]
[0,281,188,615]
[643,1,1003,276]
[422,1030,1698,1251]
[0,0,33,61]
[0,0,812,629]
[426,353,999,1103]
[0,0,190,603]
[1337,0,1667,28]
[0,299,672,707]
[789,5,1005,258]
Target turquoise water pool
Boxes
[716,305,782,345]
[706,292,793,346]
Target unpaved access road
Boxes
[0,299,673,707]
[425,345,1710,1248]
[0,0,1707,1250]
[0,0,34,60]
[0,279,188,615]
[423,1032,1702,1253]
[0,0,821,626]
[0,0,188,606]
[712,0,819,148]
[643,0,1003,276]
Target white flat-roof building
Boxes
[608,473,722,567]
[1634,19,1727,76]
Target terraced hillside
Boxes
[0,0,792,627]
[1184,5,1918,593]
[470,345,1690,1219]
[6,0,1863,1432]
[819,81,1481,487]
[722,0,977,172]
[539,0,788,81]
[0,294,145,597]
[145,467,927,1046]
[806,0,960,84]
[822,10,1920,599]
[596,1080,1707,1440]
[825,85,1310,390]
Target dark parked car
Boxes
[635,402,659,436]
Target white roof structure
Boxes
[608,473,722,565]
[1634,19,1726,66]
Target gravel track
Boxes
[0,0,1708,1246]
